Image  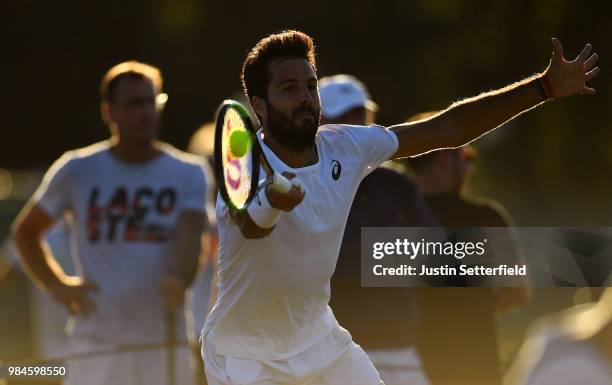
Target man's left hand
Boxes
[542,38,600,98]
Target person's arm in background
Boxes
[12,203,98,316]
[159,209,206,310]
[159,162,212,311]
[12,155,99,316]
[390,38,599,159]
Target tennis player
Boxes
[202,30,599,385]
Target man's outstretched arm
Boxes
[389,38,600,159]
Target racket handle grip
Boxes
[270,172,292,193]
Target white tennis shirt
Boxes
[204,124,398,360]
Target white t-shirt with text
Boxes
[33,141,209,344]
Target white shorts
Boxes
[201,328,383,385]
[366,347,430,385]
[63,337,197,385]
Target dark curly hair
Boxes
[241,30,316,101]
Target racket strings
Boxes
[221,107,255,210]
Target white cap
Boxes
[318,74,379,119]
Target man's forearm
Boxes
[13,231,68,291]
[444,75,547,147]
[176,246,200,288]
[173,236,201,288]
[172,211,206,287]
[391,39,598,159]
[390,75,547,158]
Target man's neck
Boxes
[261,129,318,168]
[109,136,162,163]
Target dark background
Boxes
[0,0,609,373]
[2,0,609,226]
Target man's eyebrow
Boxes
[276,78,299,86]
[274,76,317,87]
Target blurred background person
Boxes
[186,121,218,341]
[505,287,612,385]
[11,61,210,385]
[322,74,437,385]
[406,111,531,385]
[187,121,218,385]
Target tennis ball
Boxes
[229,130,250,158]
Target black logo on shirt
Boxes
[87,186,176,243]
[331,160,341,180]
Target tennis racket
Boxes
[214,99,293,211]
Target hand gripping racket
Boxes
[214,99,296,211]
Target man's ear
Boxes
[251,96,267,122]
[100,101,112,125]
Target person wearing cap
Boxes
[406,111,530,385]
[318,74,380,126]
[322,74,437,385]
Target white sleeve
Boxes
[32,153,74,218]
[338,124,398,177]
